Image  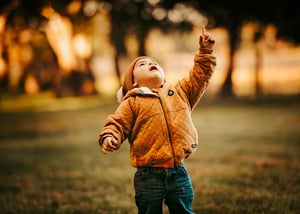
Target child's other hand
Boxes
[101,136,119,154]
[199,25,215,50]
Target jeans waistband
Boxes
[136,163,185,175]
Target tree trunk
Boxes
[137,29,148,56]
[219,27,238,98]
[254,43,263,97]
[114,52,122,86]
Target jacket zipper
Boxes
[157,95,177,167]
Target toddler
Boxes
[98,26,216,214]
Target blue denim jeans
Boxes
[134,163,194,214]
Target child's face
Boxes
[133,58,165,89]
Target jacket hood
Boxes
[117,86,158,103]
[117,56,159,103]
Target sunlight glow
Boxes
[73,34,92,59]
[67,0,82,15]
[25,73,39,94]
[152,8,167,21]
[2,4,299,97]
[43,8,76,73]
[83,0,98,17]
[147,0,160,6]
[0,15,7,77]
[0,15,6,32]
[168,8,183,23]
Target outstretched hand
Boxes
[199,25,215,50]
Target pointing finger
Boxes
[201,25,206,36]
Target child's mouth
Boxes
[150,65,158,72]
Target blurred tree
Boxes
[1,0,96,97]
[0,0,299,98]
[108,0,194,84]
[90,0,300,97]
[0,0,46,94]
[191,0,300,98]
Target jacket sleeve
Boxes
[176,52,216,110]
[98,99,134,147]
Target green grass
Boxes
[0,98,299,213]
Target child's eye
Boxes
[138,63,145,67]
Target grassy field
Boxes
[0,97,299,213]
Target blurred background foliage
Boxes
[0,0,299,101]
[0,1,299,213]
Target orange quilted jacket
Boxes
[98,52,216,168]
